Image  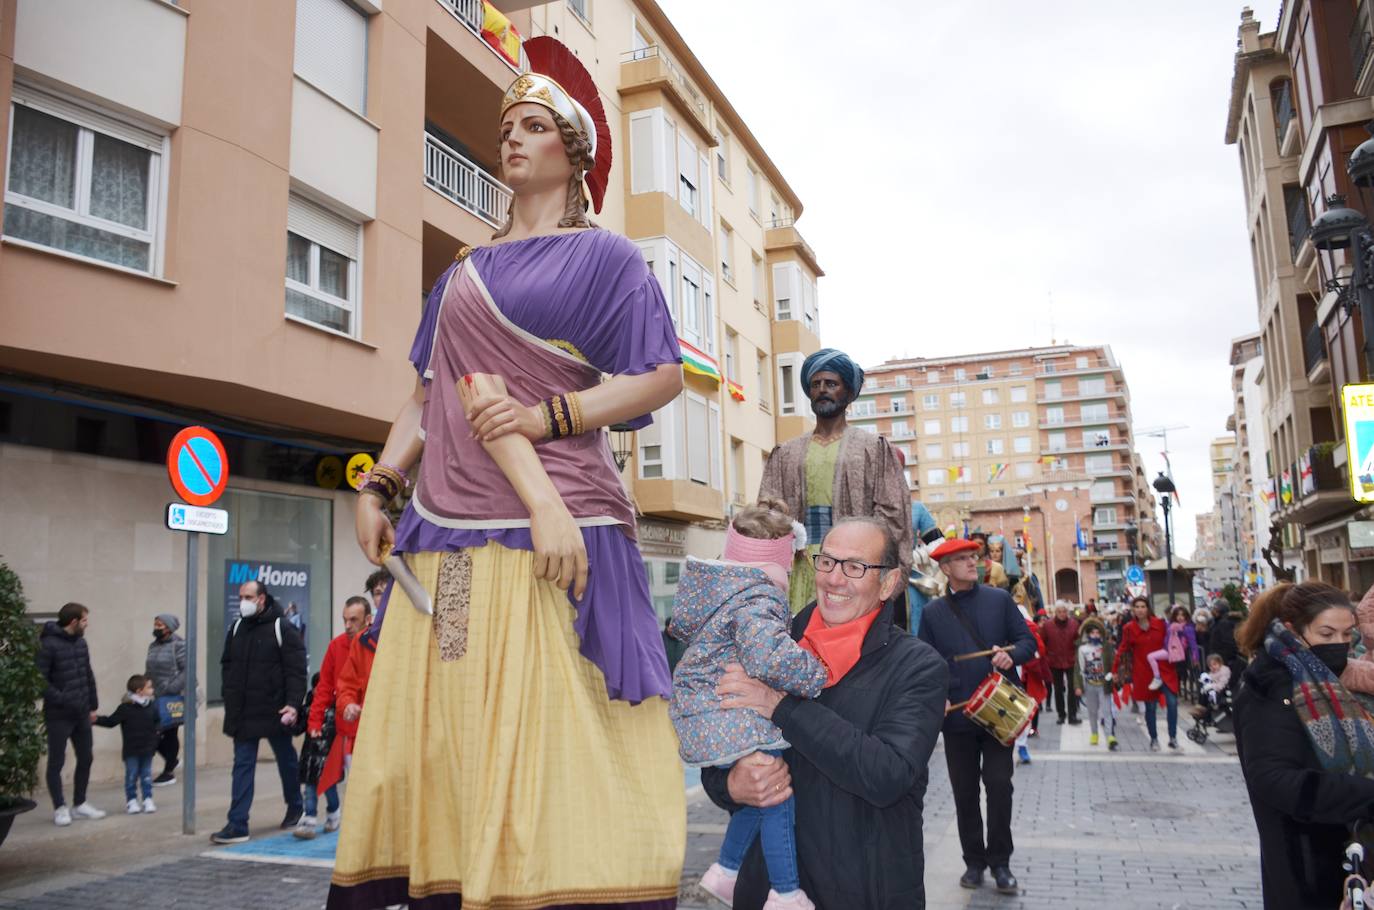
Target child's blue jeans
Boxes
[716,751,800,893]
[123,754,153,801]
[303,783,339,817]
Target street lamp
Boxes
[1125,518,1139,568]
[609,423,636,473]
[1152,472,1177,608]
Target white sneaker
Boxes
[54,806,72,827]
[142,797,157,814]
[323,809,342,832]
[125,799,141,815]
[292,815,318,840]
[1147,678,1163,691]
[72,802,107,820]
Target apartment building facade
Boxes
[0,0,820,773]
[1224,5,1374,590]
[849,343,1159,601]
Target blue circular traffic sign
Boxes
[167,427,229,506]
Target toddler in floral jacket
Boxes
[670,501,826,910]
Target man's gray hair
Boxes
[827,517,899,573]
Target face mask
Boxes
[1307,642,1349,676]
[1088,634,1101,643]
[239,599,260,619]
[131,693,152,706]
[153,630,164,641]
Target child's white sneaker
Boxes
[142,797,156,813]
[1147,677,1163,691]
[763,889,815,910]
[292,815,318,840]
[54,806,71,827]
[72,802,106,820]
[323,809,342,832]
[125,799,141,815]
[699,862,738,906]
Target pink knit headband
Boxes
[723,525,794,579]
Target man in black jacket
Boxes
[210,581,308,845]
[705,518,948,909]
[918,538,1036,895]
[36,602,107,826]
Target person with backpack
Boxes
[210,580,307,845]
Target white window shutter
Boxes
[678,133,696,189]
[294,0,368,114]
[702,273,716,356]
[698,150,712,224]
[662,394,682,480]
[686,393,710,484]
[661,114,678,200]
[772,263,794,320]
[629,112,656,195]
[708,401,723,490]
[288,193,360,257]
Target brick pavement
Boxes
[0,695,1265,909]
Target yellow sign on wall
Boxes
[1340,383,1374,503]
[346,453,375,491]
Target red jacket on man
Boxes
[1039,616,1080,670]
[307,632,351,733]
[317,628,377,795]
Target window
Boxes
[1049,457,1068,471]
[927,370,941,384]
[1081,403,1109,422]
[922,393,940,409]
[747,164,760,217]
[954,368,967,381]
[1011,386,1028,403]
[950,416,969,433]
[1043,361,1059,373]
[295,0,368,114]
[725,328,739,382]
[950,391,966,408]
[982,389,999,405]
[678,133,699,216]
[568,0,591,25]
[1095,507,1118,524]
[956,491,973,500]
[637,395,679,479]
[769,192,781,224]
[773,262,795,320]
[978,365,994,379]
[1084,429,1110,447]
[1079,376,1106,396]
[752,253,765,311]
[986,438,1004,455]
[923,419,942,436]
[1047,431,1067,452]
[927,492,947,502]
[926,469,946,486]
[684,393,721,488]
[756,352,770,410]
[285,193,362,336]
[1076,356,1090,369]
[925,443,943,459]
[719,223,734,283]
[1043,381,1062,400]
[984,414,1002,430]
[1085,454,1113,473]
[1009,362,1023,376]
[777,354,803,416]
[1045,406,1064,425]
[1013,436,1032,453]
[892,421,910,438]
[890,397,907,413]
[716,129,730,183]
[856,423,878,434]
[1015,462,1034,478]
[849,399,876,418]
[1091,480,1116,501]
[4,90,165,274]
[1012,411,1030,428]
[952,441,970,457]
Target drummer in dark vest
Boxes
[917,537,1036,896]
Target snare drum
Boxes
[964,672,1035,746]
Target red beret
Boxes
[930,538,981,561]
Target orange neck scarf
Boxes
[799,607,882,687]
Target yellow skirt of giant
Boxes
[330,547,686,908]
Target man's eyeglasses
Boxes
[812,552,892,580]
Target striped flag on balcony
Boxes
[1280,470,1293,504]
[727,379,745,402]
[679,339,721,385]
[987,463,1008,482]
[1299,452,1315,496]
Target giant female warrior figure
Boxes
[328,37,687,910]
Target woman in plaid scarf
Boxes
[1234,581,1374,909]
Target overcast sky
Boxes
[657,0,1285,556]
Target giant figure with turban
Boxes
[758,348,913,614]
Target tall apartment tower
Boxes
[0,0,821,774]
[849,343,1159,601]
[1228,332,1272,587]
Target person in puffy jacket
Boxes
[1038,602,1080,725]
[145,612,187,785]
[37,602,106,826]
[672,502,826,910]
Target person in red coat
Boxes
[1038,602,1080,725]
[316,619,379,798]
[1111,596,1179,751]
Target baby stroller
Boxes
[1185,671,1234,744]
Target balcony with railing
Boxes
[1287,187,1312,262]
[1034,357,1120,377]
[619,45,711,138]
[435,0,529,73]
[424,131,512,229]
[1304,321,1328,377]
[1273,79,1297,148]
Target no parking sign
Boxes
[167,426,229,506]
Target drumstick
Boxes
[953,647,1004,662]
[945,699,972,715]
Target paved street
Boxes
[0,700,1261,910]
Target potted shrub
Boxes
[0,561,44,847]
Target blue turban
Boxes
[801,348,864,396]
